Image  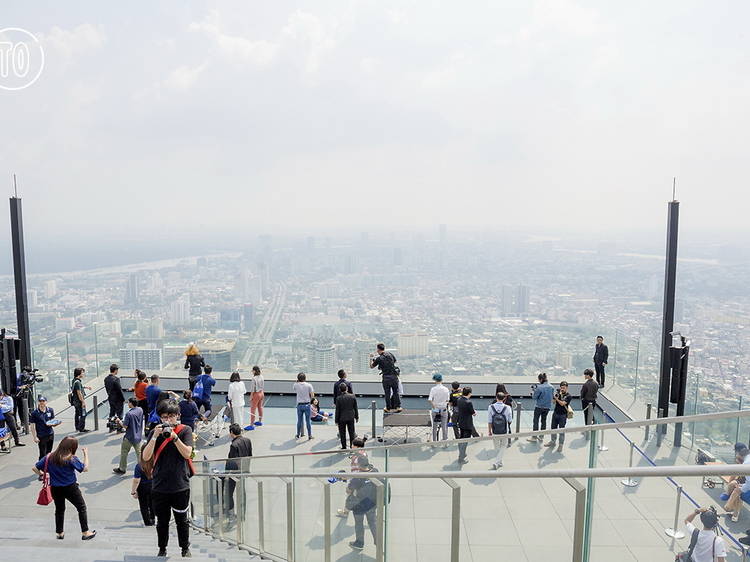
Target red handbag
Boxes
[37,454,53,506]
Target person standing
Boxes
[32,436,96,540]
[142,400,194,558]
[179,390,203,430]
[487,392,512,470]
[30,396,57,460]
[528,373,554,443]
[448,381,462,439]
[544,382,572,453]
[131,458,154,526]
[105,364,125,429]
[593,336,609,388]
[248,365,265,427]
[184,343,205,391]
[224,423,253,520]
[456,387,476,464]
[71,368,91,434]
[132,370,149,413]
[581,369,598,427]
[347,463,379,551]
[0,389,25,447]
[335,383,358,449]
[227,372,247,428]
[333,369,353,402]
[370,343,401,413]
[193,365,216,417]
[293,373,315,440]
[428,373,450,441]
[113,398,144,475]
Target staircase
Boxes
[0,516,264,561]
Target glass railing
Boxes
[190,410,750,562]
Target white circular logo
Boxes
[0,27,45,91]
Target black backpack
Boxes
[490,403,510,435]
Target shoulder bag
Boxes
[37,454,53,506]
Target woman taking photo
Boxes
[32,436,96,540]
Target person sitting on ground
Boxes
[723,446,750,522]
[310,397,331,422]
[179,390,205,431]
[684,507,727,561]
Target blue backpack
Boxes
[192,377,204,400]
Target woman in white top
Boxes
[249,365,265,427]
[227,371,247,428]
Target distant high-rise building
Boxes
[28,289,38,308]
[242,303,255,334]
[44,280,57,299]
[398,333,429,358]
[238,269,263,304]
[501,285,514,316]
[219,308,242,330]
[170,296,191,326]
[125,273,140,307]
[515,285,530,315]
[119,344,163,371]
[55,317,75,331]
[307,342,336,374]
[555,351,573,370]
[200,339,236,372]
[352,339,375,375]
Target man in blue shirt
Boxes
[114,398,144,475]
[0,389,24,447]
[527,373,554,443]
[29,395,57,459]
[194,365,216,415]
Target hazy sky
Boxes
[2,1,749,238]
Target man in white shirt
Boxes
[293,372,315,440]
[487,393,513,470]
[427,373,450,441]
[683,507,726,562]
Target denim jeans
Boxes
[296,403,311,437]
[532,407,549,432]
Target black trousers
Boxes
[37,434,54,459]
[108,398,124,421]
[137,399,149,413]
[449,410,460,438]
[137,482,155,525]
[338,420,356,448]
[550,413,568,444]
[152,489,190,549]
[457,427,473,460]
[51,483,88,534]
[353,508,377,546]
[382,377,400,410]
[594,363,605,386]
[3,412,20,444]
[188,376,198,391]
[581,400,596,425]
[533,407,550,432]
[74,403,86,432]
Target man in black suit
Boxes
[335,383,358,449]
[593,336,609,388]
[104,363,125,429]
[455,387,476,464]
[224,423,253,519]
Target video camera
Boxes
[20,367,43,385]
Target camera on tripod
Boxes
[21,367,43,385]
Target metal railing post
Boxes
[323,481,332,562]
[442,478,461,562]
[371,400,376,440]
[257,480,265,554]
[202,467,210,531]
[235,476,245,546]
[93,395,99,431]
[621,442,639,487]
[515,401,522,437]
[598,412,608,452]
[665,486,686,539]
[564,477,586,562]
[215,476,225,539]
[645,403,652,441]
[284,478,294,562]
[372,479,385,562]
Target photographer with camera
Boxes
[0,388,25,447]
[71,368,92,433]
[677,506,726,561]
[141,399,194,558]
[113,398,144,475]
[370,343,401,413]
[104,364,125,431]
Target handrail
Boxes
[202,407,750,463]
[193,463,750,480]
